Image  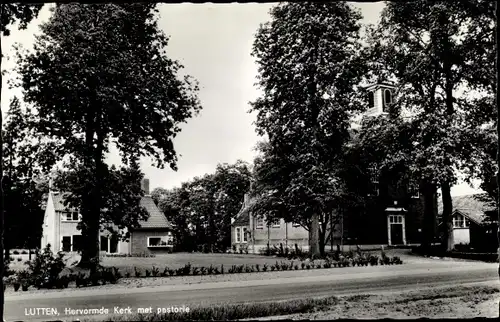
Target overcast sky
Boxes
[1,3,482,196]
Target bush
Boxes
[152,266,160,277]
[17,257,22,262]
[134,267,141,277]
[26,244,67,289]
[21,250,28,255]
[13,250,20,255]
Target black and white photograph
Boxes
[0,1,498,321]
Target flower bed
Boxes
[103,252,156,258]
[122,251,403,279]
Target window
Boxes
[368,91,375,108]
[452,214,465,228]
[255,217,264,229]
[242,227,248,243]
[100,236,108,252]
[147,235,173,247]
[72,235,83,252]
[271,219,281,228]
[62,236,71,252]
[63,211,79,221]
[236,227,241,242]
[384,89,392,105]
[408,181,420,198]
[389,215,403,224]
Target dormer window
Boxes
[62,211,79,221]
[368,91,375,109]
[383,89,392,111]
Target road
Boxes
[5,261,499,321]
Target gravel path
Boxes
[249,285,500,320]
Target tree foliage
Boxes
[2,98,50,251]
[15,3,201,266]
[152,161,252,252]
[363,0,495,251]
[1,4,45,319]
[1,4,44,36]
[249,2,367,255]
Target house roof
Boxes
[137,195,172,229]
[50,192,171,229]
[52,192,77,212]
[437,193,496,225]
[232,194,256,227]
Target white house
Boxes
[41,178,174,255]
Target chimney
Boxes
[141,178,150,195]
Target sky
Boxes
[1,2,483,196]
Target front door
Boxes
[100,236,108,252]
[110,235,118,254]
[391,224,404,245]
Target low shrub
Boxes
[13,250,20,255]
[151,266,160,277]
[21,250,28,255]
[134,267,141,278]
[17,257,22,262]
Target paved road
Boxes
[6,261,499,321]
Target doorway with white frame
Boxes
[386,207,407,246]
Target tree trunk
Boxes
[421,180,437,253]
[441,181,454,251]
[78,120,103,269]
[310,212,320,257]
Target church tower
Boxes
[363,82,396,117]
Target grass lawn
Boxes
[101,253,295,272]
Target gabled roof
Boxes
[137,195,172,229]
[232,194,256,227]
[51,192,78,212]
[49,192,171,229]
[438,193,496,225]
[362,82,397,91]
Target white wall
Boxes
[41,192,56,252]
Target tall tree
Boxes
[367,0,495,251]
[152,161,251,252]
[1,4,44,319]
[249,2,366,256]
[2,97,55,257]
[251,140,366,254]
[152,185,194,252]
[16,4,200,267]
